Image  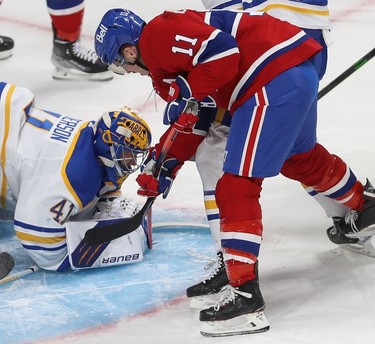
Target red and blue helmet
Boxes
[94,8,145,66]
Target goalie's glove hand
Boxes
[136,148,183,199]
[163,75,199,133]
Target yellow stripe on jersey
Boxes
[259,4,329,16]
[1,84,15,208]
[61,121,90,209]
[213,108,227,125]
[205,199,218,210]
[15,230,66,244]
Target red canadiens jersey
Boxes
[140,9,322,112]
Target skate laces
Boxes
[214,285,252,311]
[344,210,360,233]
[72,41,99,64]
[203,253,224,283]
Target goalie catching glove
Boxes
[136,147,183,199]
[163,75,199,133]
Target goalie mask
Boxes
[94,8,146,74]
[94,107,151,187]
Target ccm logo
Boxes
[96,24,108,43]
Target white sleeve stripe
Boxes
[231,13,242,37]
[223,252,256,264]
[221,231,262,244]
[319,167,351,196]
[193,29,222,66]
[192,128,208,136]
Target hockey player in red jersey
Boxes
[94,8,375,336]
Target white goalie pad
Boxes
[65,196,147,270]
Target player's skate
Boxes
[0,35,14,60]
[327,179,375,257]
[52,38,113,81]
[199,279,270,337]
[186,251,229,309]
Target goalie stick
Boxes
[84,111,194,246]
[0,265,39,285]
[84,101,199,246]
[318,47,375,99]
[0,252,15,280]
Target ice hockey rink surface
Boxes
[1,1,375,343]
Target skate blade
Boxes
[52,67,113,81]
[200,311,270,337]
[339,235,375,258]
[0,50,13,60]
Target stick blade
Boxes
[0,252,15,280]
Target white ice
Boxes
[1,0,375,343]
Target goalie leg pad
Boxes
[66,219,147,270]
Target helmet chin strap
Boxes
[133,45,148,71]
[134,59,149,71]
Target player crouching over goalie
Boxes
[0,81,151,271]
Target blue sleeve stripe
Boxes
[22,243,67,251]
[204,190,216,196]
[194,29,239,66]
[14,219,66,233]
[212,0,242,9]
[325,171,357,199]
[207,214,220,221]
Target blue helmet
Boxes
[95,8,145,65]
[94,107,152,187]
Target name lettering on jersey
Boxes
[96,24,108,43]
[102,254,140,264]
[50,116,81,143]
[172,35,198,56]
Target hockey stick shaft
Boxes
[84,126,181,246]
[0,265,39,285]
[318,47,375,99]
